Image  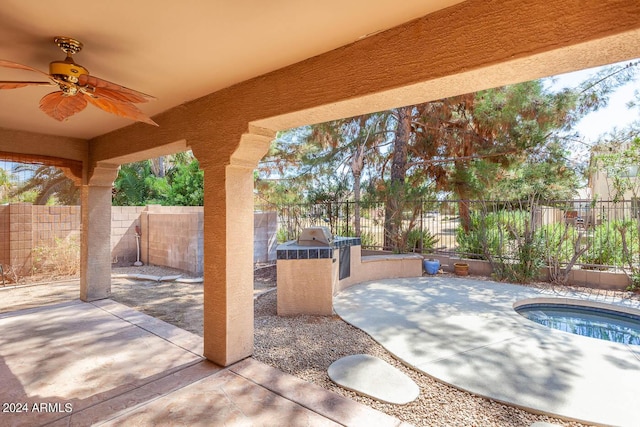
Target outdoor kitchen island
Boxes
[276,226,422,316]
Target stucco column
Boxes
[80,163,119,301]
[194,130,273,366]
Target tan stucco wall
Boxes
[277,246,423,315]
[277,258,336,316]
[335,247,423,293]
[0,128,86,163]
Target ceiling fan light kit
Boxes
[0,36,157,126]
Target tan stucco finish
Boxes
[277,258,337,316]
[277,246,423,316]
[335,251,424,293]
[1,0,639,366]
[90,0,640,154]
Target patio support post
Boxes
[80,163,119,302]
[193,130,273,366]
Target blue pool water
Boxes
[516,303,640,345]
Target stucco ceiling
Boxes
[0,0,464,139]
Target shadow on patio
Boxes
[0,297,403,426]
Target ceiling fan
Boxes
[0,37,157,126]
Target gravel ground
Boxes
[253,283,592,427]
[3,265,631,426]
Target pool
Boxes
[516,301,640,345]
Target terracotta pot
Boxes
[454,262,469,276]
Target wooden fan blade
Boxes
[0,81,54,89]
[0,60,52,79]
[39,92,88,121]
[83,87,150,104]
[78,74,155,103]
[84,94,158,126]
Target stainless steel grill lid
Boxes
[297,226,333,246]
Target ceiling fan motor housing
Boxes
[50,37,88,89]
[49,60,88,84]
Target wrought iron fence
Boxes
[255,199,640,269]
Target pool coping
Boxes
[513,296,640,318]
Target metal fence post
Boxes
[419,198,424,253]
[346,201,350,236]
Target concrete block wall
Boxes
[1,203,275,277]
[32,205,81,248]
[111,206,146,265]
[0,203,80,275]
[0,205,9,268]
[143,211,203,274]
[111,206,204,268]
[254,211,277,263]
[8,203,33,274]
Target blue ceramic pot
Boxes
[423,258,440,275]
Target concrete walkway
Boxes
[0,299,405,427]
[334,277,640,427]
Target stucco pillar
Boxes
[194,130,273,366]
[80,163,119,301]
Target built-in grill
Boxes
[297,226,333,246]
[276,226,360,277]
[276,227,363,315]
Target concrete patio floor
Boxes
[0,299,405,427]
[334,277,640,427]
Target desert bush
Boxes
[491,211,546,283]
[538,223,580,264]
[538,222,590,285]
[276,227,291,243]
[32,235,80,277]
[457,206,552,283]
[456,211,502,259]
[405,228,439,253]
[579,221,627,267]
[354,231,377,248]
[496,233,546,283]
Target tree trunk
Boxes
[353,171,361,236]
[384,106,412,251]
[150,156,166,177]
[458,195,472,233]
[453,160,472,232]
[351,143,365,237]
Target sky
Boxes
[548,60,639,144]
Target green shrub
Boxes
[627,271,640,292]
[615,219,640,267]
[276,227,292,243]
[456,208,545,282]
[456,211,502,259]
[579,221,634,267]
[497,233,546,283]
[405,228,439,253]
[537,223,580,264]
[359,231,378,248]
